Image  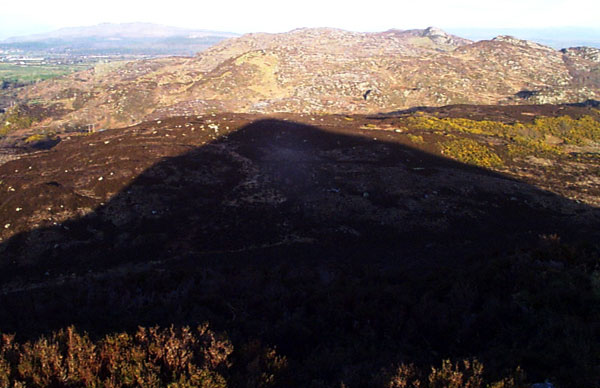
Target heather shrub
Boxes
[232,340,288,388]
[0,325,232,388]
[428,359,484,388]
[385,363,422,388]
[383,360,526,388]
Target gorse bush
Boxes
[407,134,425,144]
[407,114,600,158]
[406,116,511,137]
[24,132,58,144]
[439,139,503,168]
[0,106,37,136]
[532,115,600,145]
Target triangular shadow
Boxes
[0,117,598,384]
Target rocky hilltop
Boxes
[4,27,600,137]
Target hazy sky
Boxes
[1,0,599,38]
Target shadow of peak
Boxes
[2,117,596,270]
[0,115,599,387]
[0,116,598,338]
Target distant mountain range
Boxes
[3,23,599,56]
[2,23,240,41]
[8,26,600,133]
[0,23,240,56]
[447,27,600,49]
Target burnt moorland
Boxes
[0,104,599,387]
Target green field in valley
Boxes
[0,63,89,84]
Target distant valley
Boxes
[0,22,239,56]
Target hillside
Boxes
[2,27,599,142]
[0,106,599,386]
[1,26,600,387]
